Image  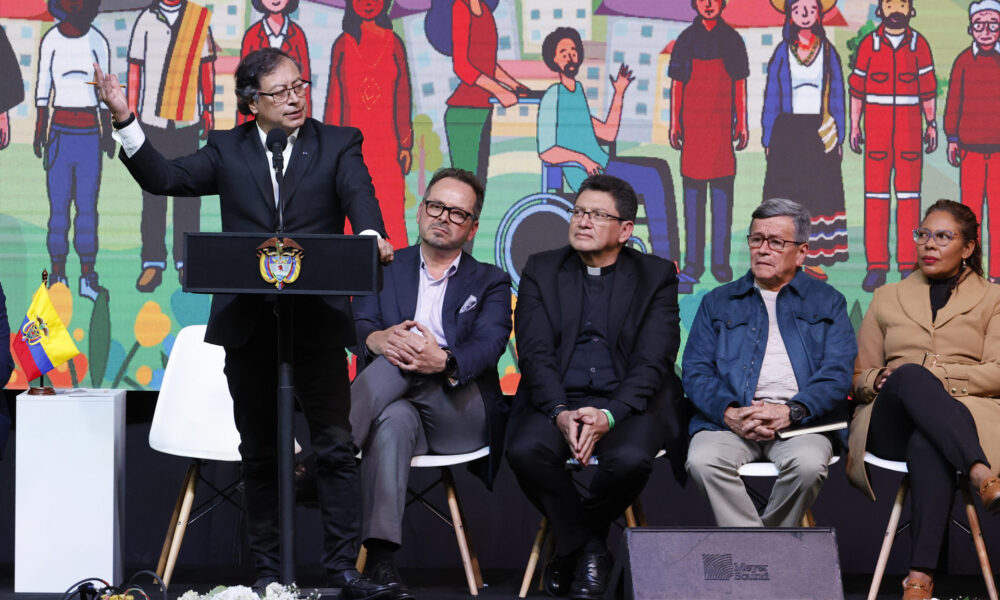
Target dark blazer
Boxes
[512,245,689,481]
[352,245,513,487]
[120,118,385,348]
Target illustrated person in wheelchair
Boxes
[533,27,691,291]
[683,198,856,528]
[349,168,513,598]
[506,175,687,600]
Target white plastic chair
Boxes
[863,452,998,600]
[356,446,490,596]
[149,325,301,587]
[738,455,841,527]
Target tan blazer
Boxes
[848,269,1000,500]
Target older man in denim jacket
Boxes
[682,198,856,527]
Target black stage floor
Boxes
[0,566,996,600]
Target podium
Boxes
[183,232,380,583]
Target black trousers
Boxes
[506,402,662,557]
[867,363,990,571]
[224,306,357,577]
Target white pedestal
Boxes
[15,388,126,593]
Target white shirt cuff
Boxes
[358,229,382,238]
[111,118,146,158]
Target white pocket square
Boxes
[459,295,478,314]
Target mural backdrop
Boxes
[1,0,997,392]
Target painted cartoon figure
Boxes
[127,0,215,292]
[426,0,526,190]
[945,0,1000,283]
[762,0,847,281]
[325,0,412,246]
[849,0,937,292]
[0,27,24,151]
[669,0,750,286]
[34,0,112,301]
[239,0,311,124]
[537,27,682,275]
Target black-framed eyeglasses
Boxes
[972,21,1000,32]
[422,200,477,225]
[913,227,959,247]
[257,80,311,105]
[567,207,628,224]
[747,234,805,251]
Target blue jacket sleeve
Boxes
[789,291,857,423]
[761,44,786,149]
[351,276,385,361]
[450,270,513,385]
[120,132,223,198]
[681,294,742,427]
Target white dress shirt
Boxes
[411,250,462,347]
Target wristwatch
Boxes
[927,119,937,129]
[788,402,806,425]
[442,348,459,386]
[550,404,569,424]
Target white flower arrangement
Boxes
[178,583,320,600]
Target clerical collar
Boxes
[585,263,616,277]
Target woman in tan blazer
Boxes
[849,200,1000,600]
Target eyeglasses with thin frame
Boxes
[747,234,805,251]
[257,80,311,105]
[913,227,959,247]
[422,200,477,225]
[972,21,1000,32]
[567,207,628,224]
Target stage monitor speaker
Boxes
[605,527,843,600]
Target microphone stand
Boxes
[270,143,295,584]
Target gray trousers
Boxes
[686,429,833,527]
[350,356,487,545]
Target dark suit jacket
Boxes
[120,118,385,348]
[352,245,513,488]
[512,245,689,481]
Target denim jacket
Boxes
[682,270,857,436]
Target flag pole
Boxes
[27,270,56,396]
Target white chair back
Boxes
[149,325,242,461]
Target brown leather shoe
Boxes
[135,266,162,293]
[980,476,1000,514]
[902,576,933,600]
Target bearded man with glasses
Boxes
[94,47,397,598]
[506,174,687,600]
[349,167,513,599]
[683,198,856,528]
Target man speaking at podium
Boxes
[94,49,396,598]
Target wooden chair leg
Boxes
[800,509,816,528]
[450,473,483,589]
[868,475,908,600]
[519,517,548,598]
[161,462,200,588]
[355,544,367,574]
[157,464,192,577]
[442,466,479,596]
[631,496,648,527]
[624,505,639,528]
[961,483,999,600]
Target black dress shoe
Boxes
[543,554,574,596]
[569,551,612,600]
[365,562,414,599]
[327,570,397,600]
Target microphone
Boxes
[265,128,288,232]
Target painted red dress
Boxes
[238,18,311,124]
[325,29,413,246]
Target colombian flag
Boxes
[12,283,80,382]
